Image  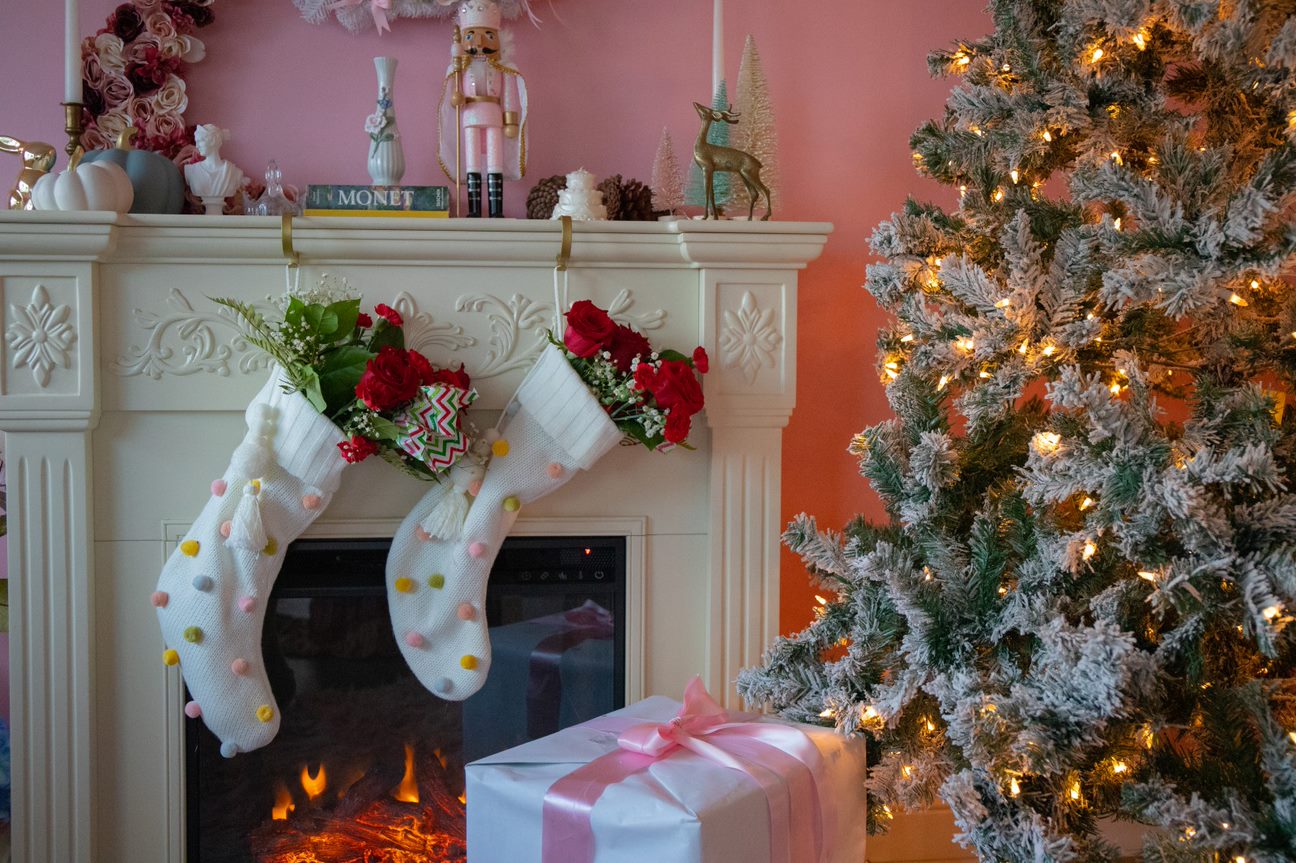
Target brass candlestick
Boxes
[62,102,84,159]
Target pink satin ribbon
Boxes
[541,677,832,863]
[327,0,390,33]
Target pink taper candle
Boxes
[65,0,80,103]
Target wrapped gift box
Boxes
[466,686,868,863]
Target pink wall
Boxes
[0,0,989,637]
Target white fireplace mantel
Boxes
[0,212,829,863]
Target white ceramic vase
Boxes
[367,56,405,186]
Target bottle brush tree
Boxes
[738,1,1296,861]
[652,127,685,215]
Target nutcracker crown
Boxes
[457,0,502,30]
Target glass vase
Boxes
[367,56,405,186]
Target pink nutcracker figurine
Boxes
[437,0,528,218]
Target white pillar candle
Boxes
[65,0,80,103]
[712,0,723,96]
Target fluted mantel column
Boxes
[0,225,106,863]
[701,268,799,707]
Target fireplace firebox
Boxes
[185,536,627,863]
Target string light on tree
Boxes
[1031,431,1062,455]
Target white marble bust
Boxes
[185,125,245,213]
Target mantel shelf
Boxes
[0,212,832,268]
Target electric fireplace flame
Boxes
[393,744,419,804]
[250,743,466,862]
[301,763,327,801]
[271,782,295,822]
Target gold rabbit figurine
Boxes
[1,136,58,210]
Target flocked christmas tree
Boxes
[686,80,733,209]
[737,1,1296,861]
[731,35,780,216]
[652,127,685,215]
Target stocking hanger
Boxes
[281,213,302,293]
[552,215,573,332]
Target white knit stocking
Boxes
[154,369,348,757]
[387,344,622,700]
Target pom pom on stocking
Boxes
[154,369,348,756]
[387,344,623,701]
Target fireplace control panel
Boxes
[491,540,620,585]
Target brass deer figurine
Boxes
[692,101,772,221]
[0,136,57,211]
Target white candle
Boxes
[712,0,723,97]
[65,0,80,103]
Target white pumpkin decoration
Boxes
[31,149,134,213]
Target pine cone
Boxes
[617,178,656,221]
[527,175,566,220]
[598,174,623,221]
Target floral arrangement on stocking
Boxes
[156,281,477,757]
[386,301,706,703]
[80,1,216,162]
[215,289,478,479]
[557,300,708,449]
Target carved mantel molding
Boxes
[0,213,830,863]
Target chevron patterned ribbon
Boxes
[396,384,477,473]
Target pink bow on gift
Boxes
[328,0,391,33]
[541,677,833,863]
[616,676,747,765]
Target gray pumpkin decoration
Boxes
[81,129,185,214]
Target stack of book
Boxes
[304,185,450,218]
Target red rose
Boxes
[375,303,403,327]
[663,407,693,444]
[405,352,471,391]
[647,359,705,417]
[338,435,379,463]
[563,300,616,359]
[692,346,709,374]
[606,325,652,372]
[356,312,373,328]
[407,351,435,385]
[634,362,657,392]
[356,346,423,411]
[427,362,472,391]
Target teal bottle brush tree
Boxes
[738,2,1296,861]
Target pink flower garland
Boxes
[80,1,216,169]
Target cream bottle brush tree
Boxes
[730,35,779,216]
